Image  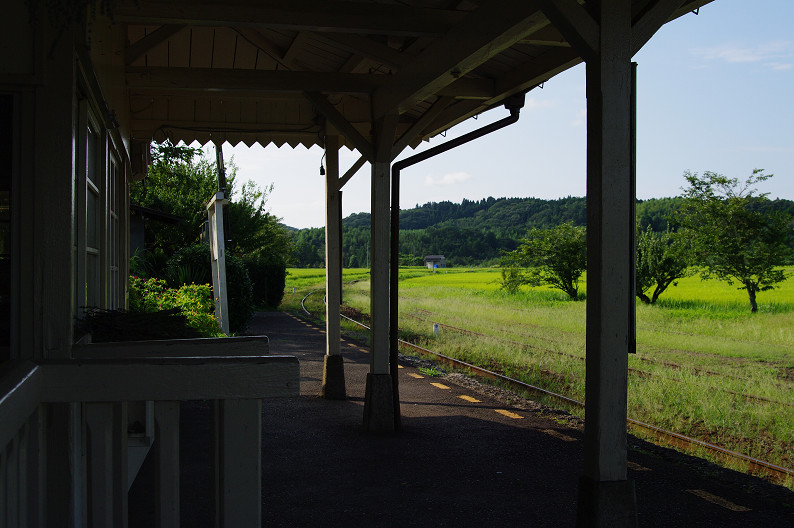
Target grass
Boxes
[283,266,794,486]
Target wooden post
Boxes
[154,401,180,528]
[577,1,637,526]
[321,134,346,399]
[207,193,230,335]
[212,399,262,528]
[363,114,398,433]
[85,402,128,528]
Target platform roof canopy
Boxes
[120,0,710,156]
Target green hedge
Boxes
[165,244,254,333]
[243,254,287,309]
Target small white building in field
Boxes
[424,255,446,269]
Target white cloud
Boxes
[692,41,794,70]
[424,172,473,186]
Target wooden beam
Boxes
[127,67,384,94]
[392,96,454,158]
[115,0,466,37]
[420,99,485,140]
[38,357,300,402]
[309,32,412,70]
[631,0,698,54]
[72,335,270,359]
[131,121,320,141]
[521,39,571,47]
[233,27,294,70]
[372,1,549,119]
[339,155,367,189]
[125,24,186,65]
[283,32,311,65]
[494,47,581,99]
[127,78,492,103]
[304,92,374,161]
[535,0,600,62]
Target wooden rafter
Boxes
[233,27,294,70]
[126,66,495,100]
[308,32,412,70]
[125,24,186,65]
[127,67,382,94]
[392,96,454,158]
[371,0,549,119]
[114,0,467,37]
[631,0,712,54]
[535,0,599,62]
[304,92,374,161]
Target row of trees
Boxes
[290,193,794,268]
[500,170,793,312]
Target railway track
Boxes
[322,304,793,486]
[404,312,793,408]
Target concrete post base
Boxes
[362,373,395,433]
[576,476,637,528]
[320,354,347,400]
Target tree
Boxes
[635,225,690,304]
[131,141,293,268]
[500,222,586,299]
[675,169,792,312]
[131,142,218,256]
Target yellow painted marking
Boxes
[684,490,750,512]
[398,365,404,369]
[495,409,523,419]
[358,348,369,353]
[430,382,451,390]
[540,429,577,442]
[408,373,424,379]
[627,461,651,472]
[458,395,481,403]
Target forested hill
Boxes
[289,196,794,268]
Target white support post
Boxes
[369,158,391,378]
[212,399,262,528]
[207,192,230,335]
[322,134,346,399]
[363,114,398,433]
[577,1,637,526]
[154,401,180,528]
[84,402,128,528]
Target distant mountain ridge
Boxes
[288,195,794,268]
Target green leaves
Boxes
[676,169,792,312]
[500,222,586,299]
[635,225,691,304]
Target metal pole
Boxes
[388,93,526,430]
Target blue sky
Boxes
[220,0,794,229]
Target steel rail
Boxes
[335,311,793,485]
[407,312,792,407]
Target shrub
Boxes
[164,244,254,333]
[128,276,223,337]
[243,254,287,309]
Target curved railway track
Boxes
[297,297,793,486]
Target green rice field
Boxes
[283,266,794,487]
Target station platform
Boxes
[129,311,793,527]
